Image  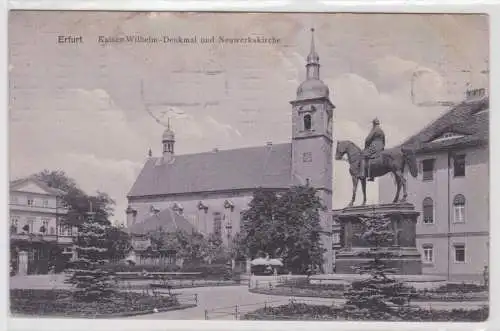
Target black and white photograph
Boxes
[8,11,489,322]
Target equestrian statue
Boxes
[335,118,418,207]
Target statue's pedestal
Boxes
[334,203,422,275]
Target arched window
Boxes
[304,114,312,131]
[453,194,466,223]
[422,197,434,224]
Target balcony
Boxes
[10,232,58,243]
[9,203,68,215]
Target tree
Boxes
[67,201,116,302]
[343,214,413,320]
[148,229,210,263]
[106,225,133,261]
[34,170,116,227]
[240,186,325,274]
[35,170,119,301]
[240,189,279,258]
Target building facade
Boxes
[127,29,336,273]
[378,89,489,281]
[9,177,78,275]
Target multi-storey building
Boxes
[9,176,77,275]
[378,88,489,281]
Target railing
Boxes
[204,297,342,320]
[117,280,199,306]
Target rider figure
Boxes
[360,118,386,181]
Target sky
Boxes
[9,12,489,225]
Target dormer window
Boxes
[198,201,208,213]
[150,205,160,215]
[172,202,184,215]
[224,200,235,212]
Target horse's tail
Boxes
[402,147,418,178]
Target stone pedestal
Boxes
[18,251,28,275]
[334,203,422,275]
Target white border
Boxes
[2,1,498,331]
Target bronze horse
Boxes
[335,140,418,206]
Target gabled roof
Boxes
[401,96,489,153]
[128,143,293,198]
[128,207,195,235]
[10,176,67,196]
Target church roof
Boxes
[400,95,489,153]
[128,207,195,235]
[127,143,293,198]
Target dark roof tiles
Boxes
[401,97,489,152]
[128,143,293,197]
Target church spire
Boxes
[306,28,320,80]
[162,118,175,161]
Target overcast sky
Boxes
[9,12,489,225]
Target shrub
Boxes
[431,282,486,294]
[100,263,181,273]
[242,303,489,321]
[181,264,228,279]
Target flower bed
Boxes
[10,289,186,318]
[242,303,489,321]
[266,280,488,302]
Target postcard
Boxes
[8,11,489,322]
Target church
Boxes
[126,29,336,273]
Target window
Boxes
[41,219,49,233]
[422,197,434,224]
[422,159,435,181]
[10,217,18,234]
[50,227,55,235]
[10,195,18,204]
[422,244,434,263]
[42,199,49,208]
[332,232,341,244]
[213,213,222,237]
[302,152,312,162]
[304,114,312,131]
[454,244,466,263]
[27,198,34,207]
[59,224,72,236]
[453,194,466,223]
[26,218,35,233]
[454,154,466,177]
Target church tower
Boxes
[162,119,175,162]
[290,28,335,273]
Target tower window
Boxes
[304,114,312,131]
[453,154,466,177]
[302,152,312,162]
